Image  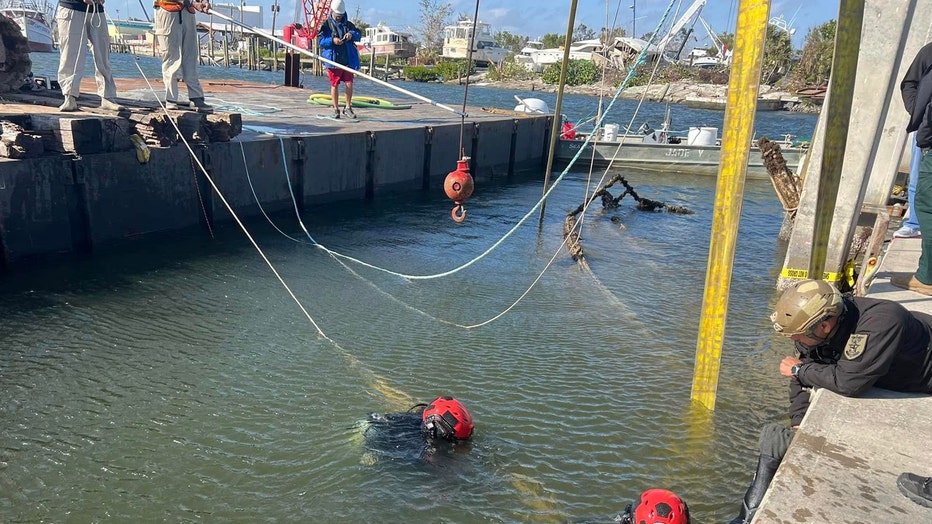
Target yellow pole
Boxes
[807,0,865,280]
[690,0,770,410]
[538,0,579,224]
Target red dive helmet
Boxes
[633,489,690,524]
[421,396,474,440]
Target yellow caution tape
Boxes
[780,267,842,282]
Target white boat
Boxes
[441,20,508,65]
[107,18,154,43]
[0,0,54,52]
[357,23,416,59]
[515,39,603,72]
[556,116,808,178]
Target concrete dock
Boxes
[0,78,551,267]
[756,236,932,523]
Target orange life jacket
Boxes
[154,1,194,13]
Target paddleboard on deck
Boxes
[307,93,412,110]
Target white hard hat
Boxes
[331,0,346,14]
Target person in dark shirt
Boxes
[729,279,932,523]
[894,41,932,293]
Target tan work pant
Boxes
[56,5,118,98]
[154,7,203,101]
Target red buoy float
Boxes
[444,157,474,223]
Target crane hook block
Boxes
[444,157,474,222]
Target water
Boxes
[2,53,819,523]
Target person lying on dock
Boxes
[362,396,474,463]
[729,279,932,523]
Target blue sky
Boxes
[113,0,840,50]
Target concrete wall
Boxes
[0,115,550,269]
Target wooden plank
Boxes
[28,114,103,154]
[0,120,44,158]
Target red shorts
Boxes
[327,68,354,86]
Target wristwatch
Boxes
[791,364,802,378]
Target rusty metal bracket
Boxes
[293,138,306,161]
[854,204,891,296]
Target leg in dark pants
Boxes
[730,423,794,524]
[915,150,932,284]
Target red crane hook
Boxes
[444,157,474,223]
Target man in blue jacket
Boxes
[317,0,360,119]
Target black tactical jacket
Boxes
[788,297,932,425]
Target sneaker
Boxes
[342,106,356,119]
[897,473,932,508]
[190,97,213,113]
[100,98,123,111]
[58,95,77,112]
[165,100,184,110]
[890,274,932,296]
[332,108,341,119]
[893,226,921,239]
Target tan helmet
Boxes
[771,279,845,336]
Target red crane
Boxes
[283,0,332,49]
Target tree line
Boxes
[357,0,835,89]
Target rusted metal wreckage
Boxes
[563,174,694,268]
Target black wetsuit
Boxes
[788,297,932,425]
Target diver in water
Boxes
[362,396,474,463]
[619,489,691,524]
[570,488,691,524]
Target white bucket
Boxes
[603,123,619,142]
[687,126,718,146]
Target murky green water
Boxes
[1,164,796,522]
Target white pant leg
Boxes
[154,8,182,101]
[56,6,90,97]
[84,9,117,98]
[179,11,203,99]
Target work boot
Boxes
[897,472,932,508]
[890,274,932,296]
[190,97,213,113]
[343,106,356,119]
[729,454,782,524]
[59,95,77,112]
[100,98,123,111]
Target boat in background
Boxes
[556,119,808,178]
[441,20,508,65]
[516,38,603,72]
[1,0,54,52]
[107,18,154,42]
[357,23,416,58]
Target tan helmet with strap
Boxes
[771,279,845,336]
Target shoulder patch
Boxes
[844,333,869,360]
